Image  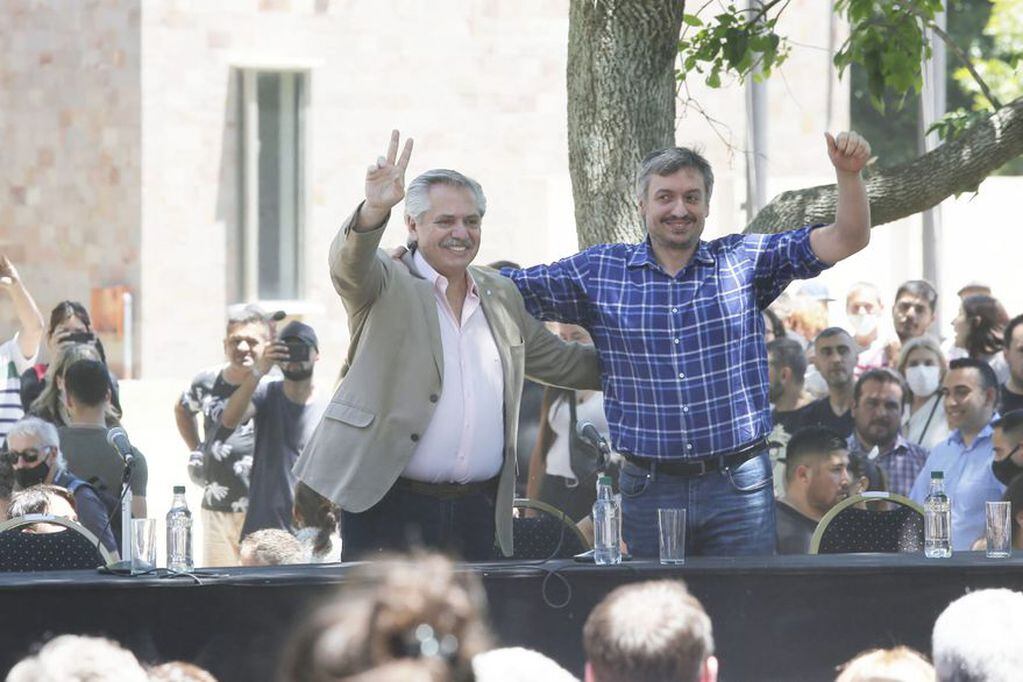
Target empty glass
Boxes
[658,508,687,565]
[985,501,1011,559]
[131,518,157,573]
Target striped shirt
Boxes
[1,334,38,443]
[503,226,828,461]
[846,432,929,497]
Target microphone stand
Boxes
[104,458,138,574]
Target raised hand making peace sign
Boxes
[357,130,414,231]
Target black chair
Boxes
[0,514,114,572]
[810,492,925,554]
[511,498,589,560]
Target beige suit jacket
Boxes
[294,207,601,556]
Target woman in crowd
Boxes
[293,481,342,563]
[19,300,121,414]
[898,336,950,450]
[29,343,121,428]
[950,294,1010,383]
[526,323,612,521]
[280,552,491,682]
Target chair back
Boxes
[810,492,925,554]
[0,514,114,571]
[511,498,589,560]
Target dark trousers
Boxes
[341,479,498,562]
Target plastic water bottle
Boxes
[166,486,194,572]
[924,471,952,558]
[593,475,622,565]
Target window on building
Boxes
[237,69,307,302]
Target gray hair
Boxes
[635,147,714,203]
[404,169,487,221]
[6,634,149,682]
[932,588,1023,682]
[225,304,271,336]
[7,417,60,450]
[7,417,66,470]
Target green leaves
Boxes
[927,108,991,143]
[676,3,789,89]
[831,1,948,111]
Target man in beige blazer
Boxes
[294,131,600,560]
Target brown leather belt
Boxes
[623,438,769,477]
[396,476,499,500]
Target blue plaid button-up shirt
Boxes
[846,432,930,497]
[504,226,829,461]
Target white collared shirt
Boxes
[401,252,505,483]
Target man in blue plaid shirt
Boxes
[503,131,873,557]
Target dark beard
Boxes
[282,367,313,381]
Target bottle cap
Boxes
[173,485,186,494]
[931,471,943,479]
[598,475,612,486]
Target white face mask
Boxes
[848,313,878,338]
[905,365,941,397]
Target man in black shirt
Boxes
[1000,315,1023,414]
[776,427,851,554]
[174,305,271,566]
[791,328,857,438]
[219,321,326,540]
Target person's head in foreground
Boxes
[6,634,149,682]
[835,646,934,682]
[583,579,717,682]
[239,528,304,566]
[147,660,219,682]
[279,551,492,682]
[932,588,1023,682]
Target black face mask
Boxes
[14,461,51,489]
[992,446,1023,486]
[282,366,313,381]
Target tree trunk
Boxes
[745,95,1023,234]
[567,0,685,248]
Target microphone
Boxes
[577,420,612,471]
[106,427,135,467]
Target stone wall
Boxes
[0,0,142,373]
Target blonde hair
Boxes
[835,646,934,682]
[30,344,120,427]
[897,335,948,397]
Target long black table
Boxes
[1,553,1021,681]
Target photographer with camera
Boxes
[0,255,44,445]
[20,300,123,419]
[217,320,326,540]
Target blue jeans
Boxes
[341,479,497,562]
[619,450,776,557]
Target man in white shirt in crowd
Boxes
[845,281,889,374]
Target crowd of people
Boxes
[765,278,1023,554]
[0,255,337,566]
[3,549,1021,681]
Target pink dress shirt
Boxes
[401,252,506,483]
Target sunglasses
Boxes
[2,447,52,465]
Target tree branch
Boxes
[923,18,1002,110]
[744,95,1023,234]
